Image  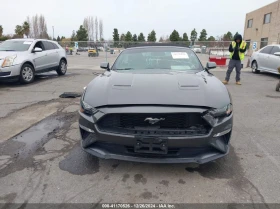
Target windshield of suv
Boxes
[0,40,32,51]
[112,47,204,72]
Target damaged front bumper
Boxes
[78,106,233,164]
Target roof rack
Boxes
[125,42,189,49]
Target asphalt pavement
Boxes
[0,52,279,205]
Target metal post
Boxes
[52,26,54,40]
[105,41,107,62]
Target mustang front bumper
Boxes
[78,107,233,164]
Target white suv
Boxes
[0,39,67,84]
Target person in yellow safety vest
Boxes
[223,34,247,85]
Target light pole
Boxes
[52,26,54,40]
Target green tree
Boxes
[15,25,23,37]
[57,36,61,42]
[22,21,30,38]
[132,34,137,42]
[138,33,145,42]
[125,31,132,42]
[207,36,216,41]
[147,30,156,42]
[190,28,197,45]
[76,25,88,41]
[120,33,125,42]
[169,30,180,41]
[71,30,77,41]
[0,25,3,37]
[198,29,207,41]
[61,36,65,40]
[182,33,189,41]
[113,28,119,42]
[223,32,233,41]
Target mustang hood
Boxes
[84,71,230,109]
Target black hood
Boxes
[84,71,231,109]
[234,34,242,42]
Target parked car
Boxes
[79,45,233,164]
[250,45,280,74]
[110,49,116,54]
[193,47,202,53]
[0,39,67,84]
[88,48,99,57]
[77,47,88,52]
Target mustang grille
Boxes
[97,113,210,136]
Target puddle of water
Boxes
[12,117,64,159]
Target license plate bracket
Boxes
[134,137,168,154]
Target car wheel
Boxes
[252,61,260,74]
[20,63,35,84]
[56,59,67,76]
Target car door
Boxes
[257,46,273,71]
[32,41,48,71]
[267,46,280,73]
[51,42,60,66]
[42,41,58,68]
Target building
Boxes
[244,0,280,52]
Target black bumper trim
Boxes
[0,75,19,82]
[82,142,229,164]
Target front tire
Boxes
[252,61,260,74]
[56,59,67,76]
[20,64,35,84]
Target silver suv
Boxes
[0,39,67,84]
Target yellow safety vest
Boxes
[230,41,246,61]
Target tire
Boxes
[56,59,67,76]
[252,61,260,74]
[19,63,35,84]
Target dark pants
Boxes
[225,59,242,82]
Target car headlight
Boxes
[203,104,233,127]
[80,100,98,115]
[80,87,98,116]
[1,55,17,68]
[209,104,233,118]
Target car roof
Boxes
[125,43,189,49]
[264,44,280,47]
[7,38,57,43]
[125,46,190,51]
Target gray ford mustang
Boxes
[79,45,233,164]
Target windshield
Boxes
[0,40,33,51]
[112,47,204,72]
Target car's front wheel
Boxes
[56,59,67,76]
[20,63,35,84]
[252,61,260,74]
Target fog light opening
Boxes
[214,128,232,138]
[79,124,95,133]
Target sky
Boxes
[0,0,277,40]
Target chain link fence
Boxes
[56,40,279,56]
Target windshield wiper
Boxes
[0,50,15,51]
[115,68,134,70]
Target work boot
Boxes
[236,81,242,85]
[222,80,228,85]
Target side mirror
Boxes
[274,52,280,56]
[32,47,43,53]
[100,62,110,70]
[206,62,217,69]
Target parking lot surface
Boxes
[0,52,279,204]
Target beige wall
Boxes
[244,0,280,49]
